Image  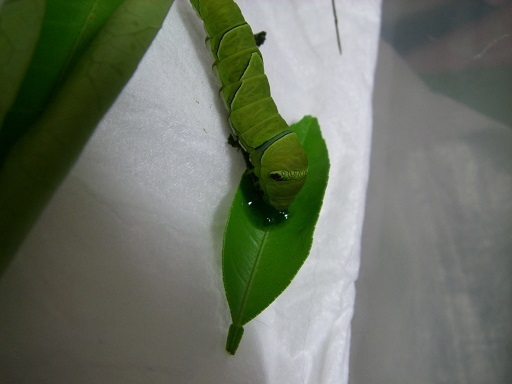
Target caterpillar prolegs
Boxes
[190,0,308,211]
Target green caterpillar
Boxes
[190,0,308,211]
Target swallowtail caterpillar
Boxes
[190,0,308,211]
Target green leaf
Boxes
[0,0,125,160]
[0,0,45,128]
[0,0,174,276]
[223,115,330,354]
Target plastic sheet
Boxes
[350,41,512,384]
[0,1,381,382]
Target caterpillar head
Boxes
[258,133,308,211]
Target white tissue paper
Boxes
[0,1,381,383]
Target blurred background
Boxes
[382,0,511,125]
[349,0,512,383]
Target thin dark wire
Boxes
[331,0,342,55]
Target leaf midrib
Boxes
[234,228,270,326]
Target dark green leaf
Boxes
[0,0,45,127]
[223,115,330,354]
[0,0,174,276]
[0,0,125,161]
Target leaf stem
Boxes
[226,324,244,355]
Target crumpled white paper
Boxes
[0,1,381,383]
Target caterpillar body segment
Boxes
[191,0,308,210]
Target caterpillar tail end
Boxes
[226,324,244,355]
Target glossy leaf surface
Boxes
[223,116,330,354]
